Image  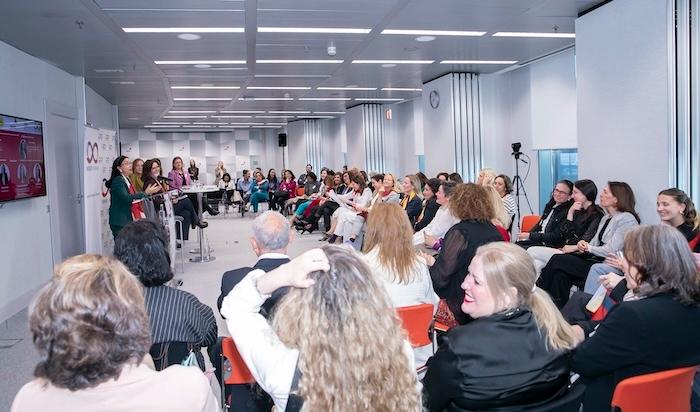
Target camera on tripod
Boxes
[511,142,522,159]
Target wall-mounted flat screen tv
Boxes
[0,114,46,202]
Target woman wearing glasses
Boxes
[516,180,574,249]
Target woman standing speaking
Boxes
[106,156,158,238]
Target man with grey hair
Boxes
[216,211,292,318]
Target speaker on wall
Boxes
[278,133,287,147]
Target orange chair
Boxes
[220,337,255,409]
[611,365,698,412]
[520,214,541,233]
[397,303,435,348]
[296,187,305,197]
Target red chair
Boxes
[220,337,255,409]
[688,232,700,251]
[520,214,541,233]
[295,187,305,197]
[611,365,698,412]
[397,303,435,348]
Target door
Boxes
[45,105,84,261]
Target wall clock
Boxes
[429,90,440,109]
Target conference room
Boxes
[1,0,699,411]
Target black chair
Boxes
[453,383,585,412]
[149,341,201,371]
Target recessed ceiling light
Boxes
[440,60,517,64]
[258,27,371,34]
[127,117,140,120]
[195,64,211,68]
[168,110,217,113]
[381,63,397,68]
[255,115,295,119]
[352,60,434,64]
[258,125,283,128]
[246,86,312,90]
[95,68,124,73]
[177,33,201,40]
[256,59,344,64]
[237,97,294,101]
[254,74,332,78]
[172,97,233,101]
[493,32,575,38]
[155,60,246,65]
[211,115,253,118]
[415,35,435,42]
[298,97,351,101]
[313,111,346,114]
[163,115,208,118]
[171,86,240,89]
[110,81,136,85]
[381,29,486,36]
[298,115,335,119]
[269,111,310,114]
[317,86,377,91]
[220,110,265,113]
[105,8,244,12]
[152,122,191,125]
[354,98,404,101]
[381,87,423,92]
[123,27,244,33]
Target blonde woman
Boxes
[214,161,226,186]
[363,203,439,368]
[476,168,496,187]
[221,246,421,411]
[423,243,578,411]
[12,255,218,412]
[400,174,424,225]
[486,185,512,234]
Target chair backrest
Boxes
[521,214,541,233]
[611,365,698,412]
[221,337,255,385]
[397,303,434,347]
[296,186,305,197]
[688,232,700,251]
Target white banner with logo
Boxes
[84,127,117,254]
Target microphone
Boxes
[157,176,172,182]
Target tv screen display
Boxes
[0,114,46,202]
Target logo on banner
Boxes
[86,142,99,164]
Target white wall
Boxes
[0,40,81,321]
[85,86,118,131]
[286,120,306,175]
[385,99,420,177]
[321,117,344,170]
[576,0,670,223]
[422,75,456,176]
[345,105,366,170]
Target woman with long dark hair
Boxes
[537,182,640,308]
[267,168,280,210]
[106,156,159,238]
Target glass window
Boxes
[538,149,578,211]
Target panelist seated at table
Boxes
[142,159,207,242]
[168,156,219,216]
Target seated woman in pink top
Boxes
[168,156,219,216]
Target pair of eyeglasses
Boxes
[552,188,571,195]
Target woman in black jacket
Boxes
[571,224,700,412]
[414,178,441,232]
[423,242,578,411]
[526,179,604,273]
[400,174,424,226]
[516,180,574,248]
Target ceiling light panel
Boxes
[171,86,240,89]
[173,98,233,101]
[492,32,575,38]
[354,98,403,101]
[211,115,253,118]
[163,115,208,118]
[382,87,423,91]
[298,97,351,101]
[269,111,310,114]
[247,86,312,90]
[313,111,346,114]
[155,60,246,65]
[381,29,485,36]
[254,74,332,78]
[258,27,371,34]
[256,60,344,64]
[352,60,434,64]
[256,115,295,118]
[440,60,517,64]
[220,110,265,113]
[168,110,217,113]
[237,97,294,101]
[123,27,244,33]
[152,122,191,125]
[317,87,377,91]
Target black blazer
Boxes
[557,206,604,245]
[402,194,424,226]
[415,197,440,232]
[217,257,290,318]
[522,200,573,247]
[423,308,571,411]
[572,293,700,412]
[429,220,503,325]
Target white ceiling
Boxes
[0,0,604,130]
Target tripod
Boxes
[511,146,533,231]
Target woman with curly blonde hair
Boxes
[221,246,421,412]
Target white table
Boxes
[182,185,219,263]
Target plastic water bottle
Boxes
[158,204,166,225]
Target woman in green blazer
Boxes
[106,156,159,238]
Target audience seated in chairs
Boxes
[516,179,574,249]
[414,178,441,233]
[273,169,296,212]
[420,183,504,325]
[298,172,349,234]
[476,167,496,186]
[114,220,217,371]
[527,179,604,274]
[327,174,375,244]
[537,181,640,308]
[245,170,269,215]
[485,184,512,241]
[571,224,700,412]
[285,171,320,213]
[11,254,218,412]
[422,242,579,411]
[495,174,516,224]
[400,174,424,226]
[414,181,460,249]
[362,203,439,368]
[581,187,700,294]
[169,156,218,216]
[220,246,421,411]
[217,172,236,211]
